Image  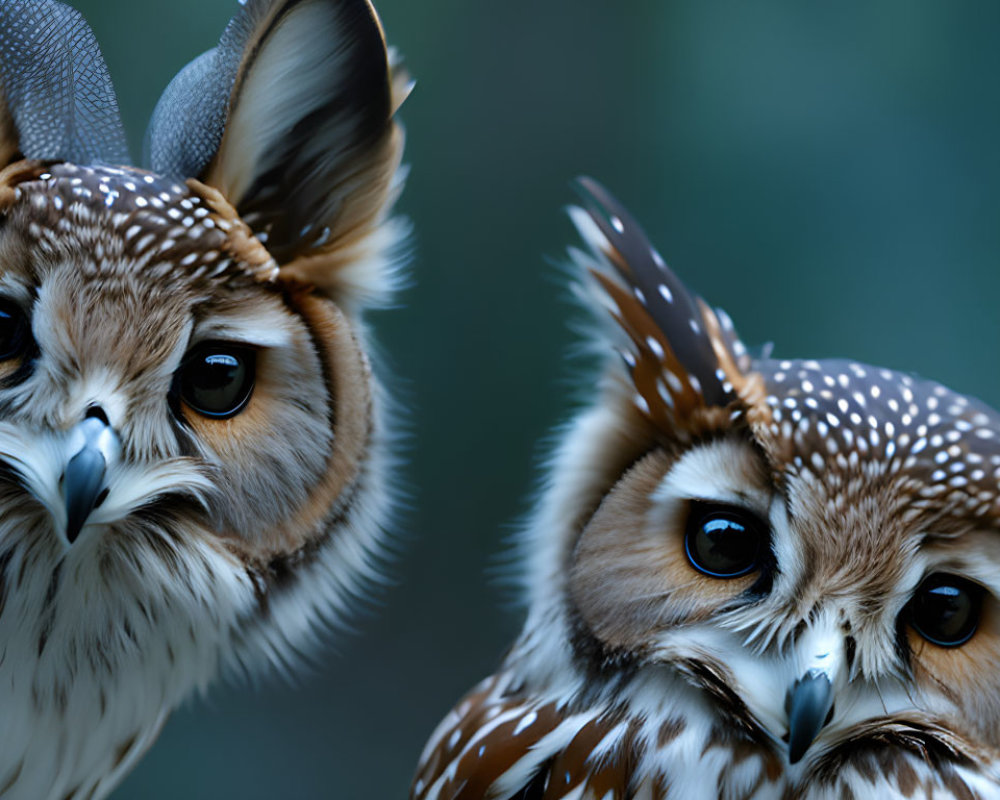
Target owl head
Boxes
[0,0,408,796]
[455,179,1000,796]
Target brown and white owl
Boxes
[0,0,408,798]
[412,179,1000,799]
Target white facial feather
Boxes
[192,304,299,349]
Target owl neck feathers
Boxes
[0,159,47,209]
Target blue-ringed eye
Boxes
[684,504,766,578]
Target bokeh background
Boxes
[61,0,1000,797]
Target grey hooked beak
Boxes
[783,620,845,764]
[61,409,120,543]
[785,670,834,764]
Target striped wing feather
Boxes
[413,673,639,800]
[573,177,735,408]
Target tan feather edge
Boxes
[593,269,773,442]
[0,159,47,210]
[696,297,772,428]
[186,178,279,281]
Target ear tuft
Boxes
[146,0,408,308]
[570,178,759,437]
[0,0,128,167]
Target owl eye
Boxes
[178,343,257,419]
[908,573,983,648]
[684,503,766,578]
[0,298,29,360]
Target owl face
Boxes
[0,1,408,798]
[0,165,356,553]
[0,167,351,553]
[413,181,1000,799]
[570,360,1000,762]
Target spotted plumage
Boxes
[0,1,408,798]
[413,179,1000,798]
[5,163,277,287]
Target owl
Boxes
[0,0,408,798]
[412,179,1000,799]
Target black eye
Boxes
[0,298,29,360]
[908,573,983,648]
[179,343,256,419]
[684,503,766,578]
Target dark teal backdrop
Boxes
[61,1,1000,797]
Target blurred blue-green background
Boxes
[63,1,1000,797]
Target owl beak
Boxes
[783,623,844,764]
[785,670,834,764]
[61,409,120,544]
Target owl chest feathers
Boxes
[0,392,394,800]
[0,521,253,800]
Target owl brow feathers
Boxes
[571,177,772,440]
[0,159,47,209]
[0,158,398,293]
[0,159,282,286]
[0,159,385,291]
